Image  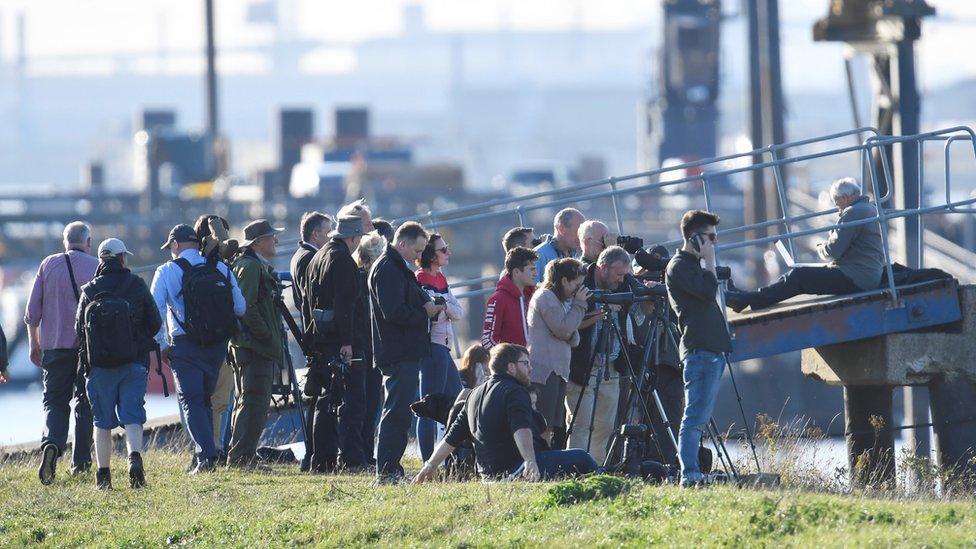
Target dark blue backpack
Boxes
[173,258,238,345]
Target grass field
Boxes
[1,452,974,547]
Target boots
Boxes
[96,467,112,490]
[128,452,146,489]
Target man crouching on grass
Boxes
[414,343,597,483]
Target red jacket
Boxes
[481,274,535,349]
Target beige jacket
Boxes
[526,288,586,385]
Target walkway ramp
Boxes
[727,279,961,362]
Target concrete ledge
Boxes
[802,284,976,386]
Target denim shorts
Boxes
[86,363,148,429]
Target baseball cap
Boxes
[98,237,133,259]
[160,224,200,250]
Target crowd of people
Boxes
[15,176,885,489]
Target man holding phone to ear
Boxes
[665,210,732,487]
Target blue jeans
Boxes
[417,343,462,461]
[169,336,228,460]
[376,359,422,478]
[86,363,148,429]
[678,349,724,483]
[40,348,93,468]
[510,449,598,479]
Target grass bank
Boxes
[1,452,973,547]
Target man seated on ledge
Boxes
[726,177,884,313]
[414,343,597,483]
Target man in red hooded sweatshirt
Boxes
[482,247,538,349]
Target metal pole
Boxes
[745,0,767,241]
[760,0,786,225]
[204,0,219,141]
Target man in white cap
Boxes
[227,219,285,468]
[75,238,162,489]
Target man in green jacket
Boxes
[227,219,284,467]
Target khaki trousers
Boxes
[565,374,620,465]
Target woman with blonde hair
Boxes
[526,257,589,441]
[353,231,388,465]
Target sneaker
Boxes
[96,467,113,490]
[38,443,59,485]
[128,452,146,489]
[190,457,217,475]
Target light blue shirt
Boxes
[150,248,246,350]
[532,235,577,284]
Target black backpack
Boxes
[173,257,238,345]
[82,276,138,368]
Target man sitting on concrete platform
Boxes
[725,177,885,312]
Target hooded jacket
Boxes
[481,274,534,349]
[75,258,162,366]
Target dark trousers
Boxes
[310,355,368,471]
[375,359,421,479]
[40,348,93,469]
[417,343,462,461]
[532,373,566,447]
[361,358,383,464]
[511,449,598,479]
[169,336,227,460]
[227,347,274,465]
[748,267,861,310]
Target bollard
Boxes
[844,385,895,488]
[928,374,976,491]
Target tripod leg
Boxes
[708,419,739,481]
[723,353,761,473]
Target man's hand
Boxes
[0,370,8,384]
[423,301,445,318]
[520,460,541,482]
[413,462,440,484]
[339,345,353,363]
[159,347,171,367]
[29,343,42,368]
[700,238,716,271]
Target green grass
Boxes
[1,452,973,547]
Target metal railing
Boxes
[135,125,976,309]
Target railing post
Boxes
[608,176,624,235]
[865,140,901,307]
[515,205,527,228]
[769,145,797,258]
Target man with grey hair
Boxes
[726,177,884,312]
[26,221,99,484]
[533,208,585,283]
[578,220,610,265]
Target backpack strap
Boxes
[154,344,169,398]
[63,252,81,302]
[169,258,193,332]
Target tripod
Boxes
[275,299,310,458]
[605,297,681,468]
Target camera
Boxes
[617,235,645,254]
[620,424,648,478]
[634,245,671,274]
[624,273,668,298]
[531,236,544,248]
[303,355,347,397]
[432,295,447,306]
[715,266,732,281]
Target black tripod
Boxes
[275,299,310,458]
[606,297,681,467]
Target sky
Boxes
[3,0,976,90]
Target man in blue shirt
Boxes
[151,224,246,474]
[532,208,584,283]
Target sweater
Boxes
[415,269,464,349]
[526,288,585,385]
[481,274,535,349]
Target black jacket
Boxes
[354,266,372,356]
[368,245,431,366]
[568,263,631,386]
[305,238,359,351]
[289,242,317,329]
[664,250,732,356]
[75,259,162,365]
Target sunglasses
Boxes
[436,246,450,254]
[696,232,717,242]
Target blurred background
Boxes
[2,0,976,451]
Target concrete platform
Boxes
[802,284,976,386]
